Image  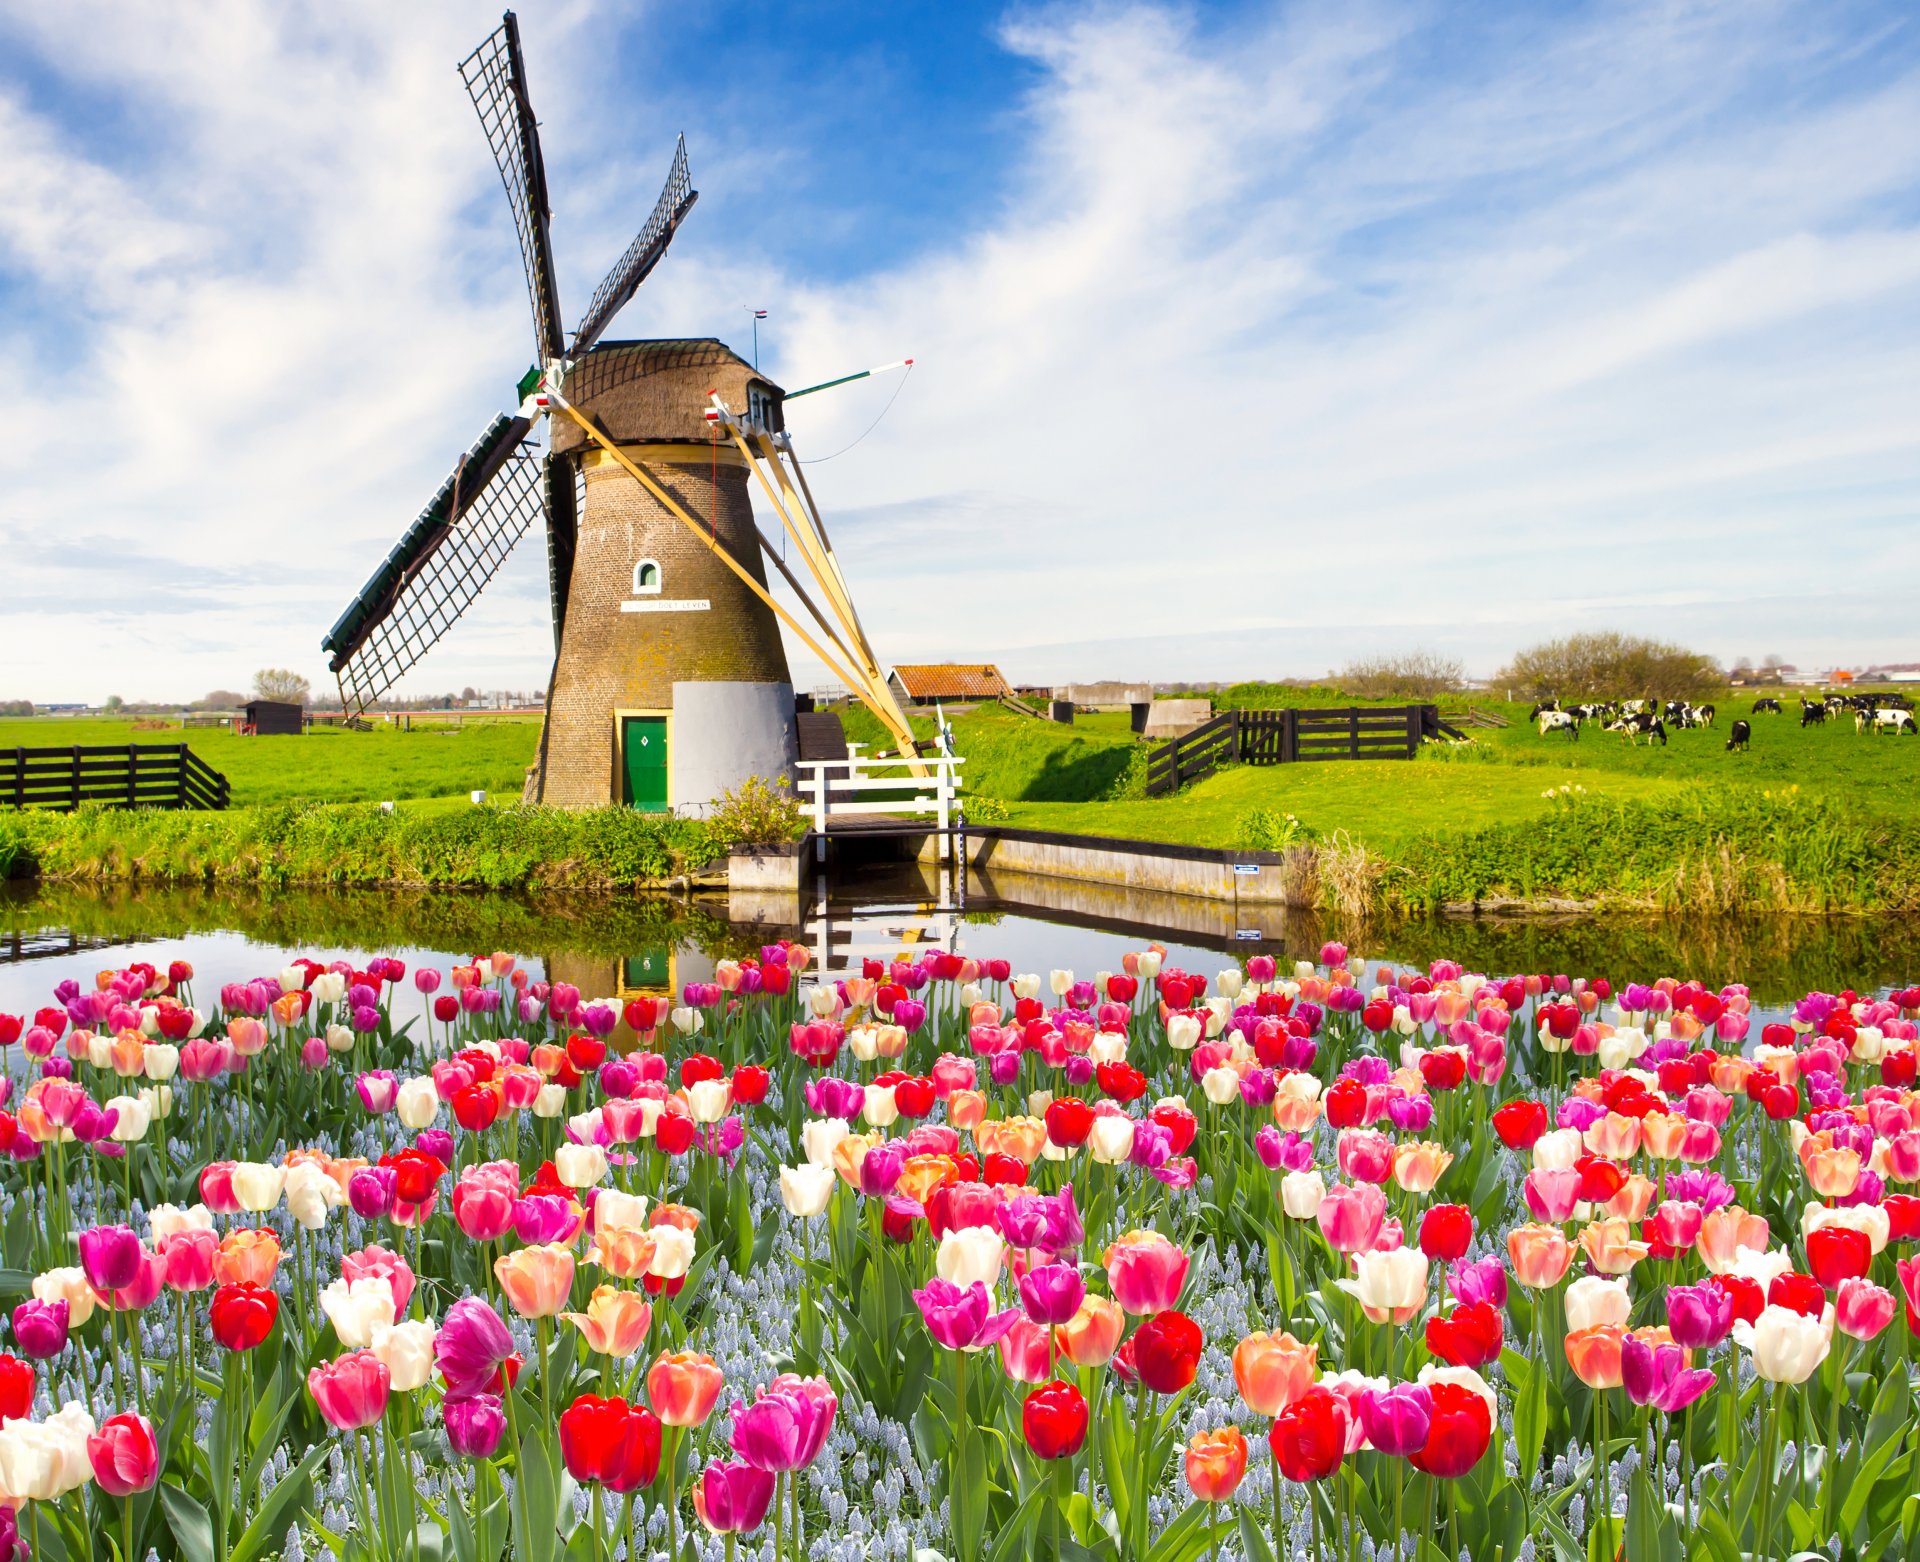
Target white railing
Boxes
[793,750,966,839]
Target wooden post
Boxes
[70,746,80,811]
[1348,708,1359,759]
[1405,706,1418,758]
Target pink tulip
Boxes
[1836,1277,1897,1340]
[86,1412,159,1496]
[1523,1170,1582,1224]
[1316,1183,1386,1255]
[79,1225,144,1292]
[309,1350,391,1430]
[159,1229,218,1293]
[727,1374,837,1471]
[356,1072,399,1115]
[341,1246,415,1316]
[912,1278,1021,1352]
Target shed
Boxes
[243,699,304,736]
[887,664,1013,706]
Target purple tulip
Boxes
[11,1298,69,1359]
[1623,1331,1715,1414]
[697,1118,744,1161]
[1387,1094,1435,1133]
[729,1376,838,1472]
[435,1298,516,1399]
[912,1279,1020,1352]
[442,1392,506,1458]
[39,1057,72,1081]
[1238,1069,1277,1107]
[998,1184,1083,1257]
[1063,1055,1095,1087]
[1360,1383,1432,1456]
[1447,1256,1509,1309]
[1556,1096,1606,1132]
[1666,1282,1734,1350]
[1018,1262,1086,1326]
[350,1005,381,1034]
[415,1129,455,1165]
[356,1071,398,1115]
[893,999,927,1034]
[348,1166,396,1220]
[859,1143,906,1199]
[581,1004,618,1039]
[78,1225,143,1292]
[1128,1120,1172,1171]
[1839,1170,1887,1208]
[512,1194,575,1245]
[695,1459,778,1532]
[1150,1158,1198,1189]
[804,1078,865,1120]
[988,1050,1021,1087]
[737,967,764,995]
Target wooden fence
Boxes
[1,744,231,812]
[1143,706,1461,796]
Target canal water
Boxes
[4,866,1917,1030]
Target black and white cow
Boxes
[1607,714,1668,746]
[1536,710,1579,740]
[1751,698,1782,714]
[1800,700,1828,727]
[1726,720,1751,752]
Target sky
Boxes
[2,0,1917,704]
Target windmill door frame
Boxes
[615,709,672,813]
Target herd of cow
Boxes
[1526,691,1917,749]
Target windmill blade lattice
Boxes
[459,14,565,361]
[569,135,697,355]
[321,415,545,717]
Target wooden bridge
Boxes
[793,748,966,860]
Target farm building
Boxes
[242,699,303,736]
[887,664,1013,707]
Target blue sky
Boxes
[2,0,1917,702]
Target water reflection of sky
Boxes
[4,879,1912,1036]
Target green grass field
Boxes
[0,717,541,808]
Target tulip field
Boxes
[2,943,1920,1561]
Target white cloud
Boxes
[2,0,1917,705]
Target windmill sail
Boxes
[569,136,697,355]
[321,415,544,716]
[542,450,581,649]
[459,14,565,362]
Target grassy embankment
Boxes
[0,715,727,890]
[841,695,1920,915]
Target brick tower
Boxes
[530,339,796,811]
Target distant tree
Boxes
[461,686,479,703]
[1497,632,1723,702]
[1338,650,1465,700]
[252,669,311,705]
[1729,656,1755,684]
[195,689,249,710]
[104,695,123,711]
[0,700,32,717]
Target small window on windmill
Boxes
[632,559,662,596]
[748,384,778,432]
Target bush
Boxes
[1235,807,1308,851]
[962,795,1010,822]
[1102,743,1153,801]
[1337,651,1464,700]
[1496,631,1723,703]
[705,776,804,848]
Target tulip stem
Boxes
[1826,1335,1850,1544]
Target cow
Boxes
[1751,698,1781,714]
[1868,709,1917,736]
[1726,720,1751,752]
[1607,714,1668,746]
[1526,702,1560,723]
[1536,710,1578,741]
[1800,700,1828,727]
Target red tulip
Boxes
[1807,1227,1872,1290]
[1324,1078,1367,1129]
[566,1034,606,1073]
[1021,1379,1088,1459]
[1424,1303,1503,1369]
[1492,1100,1547,1150]
[1885,1194,1920,1241]
[1418,1051,1465,1093]
[1044,1098,1093,1149]
[1361,1000,1394,1034]
[451,1083,501,1133]
[0,1354,33,1422]
[1709,1273,1765,1326]
[86,1411,160,1496]
[1407,1380,1492,1478]
[1132,1310,1203,1395]
[559,1393,662,1492]
[1270,1386,1347,1482]
[730,1065,770,1106]
[1768,1272,1828,1318]
[382,1148,447,1205]
[209,1282,279,1351]
[1417,1205,1473,1263]
[1096,1063,1148,1104]
[433,995,459,1023]
[655,1113,696,1156]
[894,1078,936,1118]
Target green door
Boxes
[622,948,671,989]
[621,717,668,812]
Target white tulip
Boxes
[142,1043,179,1082]
[285,1163,342,1230]
[1087,1114,1135,1164]
[1280,1170,1326,1220]
[148,1203,212,1243]
[395,1077,439,1130]
[105,1095,151,1143]
[801,1118,850,1169]
[1010,974,1041,1000]
[1335,1248,1428,1322]
[1531,1128,1584,1172]
[1134,951,1162,981]
[371,1319,438,1392]
[648,1226,697,1279]
[862,1085,899,1129]
[532,1083,567,1119]
[1565,1275,1631,1332]
[556,1142,609,1189]
[1088,1031,1129,1066]
[230,1162,286,1212]
[934,1227,1005,1288]
[1201,1066,1241,1106]
[594,1189,650,1236]
[779,1164,835,1218]
[325,1024,355,1055]
[1734,1305,1833,1383]
[309,973,345,1005]
[1166,1014,1202,1052]
[1216,969,1244,1001]
[686,1079,732,1124]
[321,1276,396,1349]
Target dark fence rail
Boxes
[1,744,231,812]
[1143,706,1461,795]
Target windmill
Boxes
[321,12,922,810]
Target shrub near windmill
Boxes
[321,12,921,816]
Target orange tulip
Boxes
[1565,1325,1625,1389]
[1507,1224,1575,1289]
[648,1203,702,1232]
[976,1117,1048,1166]
[588,1227,658,1281]
[1578,1217,1650,1276]
[561,1286,652,1357]
[1232,1329,1317,1416]
[896,1154,959,1206]
[1696,1207,1769,1274]
[109,1030,146,1077]
[647,1349,725,1426]
[494,1243,575,1318]
[1605,1174,1657,1224]
[947,1090,988,1132]
[831,1131,884,1189]
[1055,1295,1125,1367]
[1802,1144,1862,1199]
[1185,1427,1249,1502]
[1584,1113,1642,1161]
[1391,1141,1454,1194]
[1640,1112,1687,1161]
[1708,1055,1755,1095]
[213,1228,283,1288]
